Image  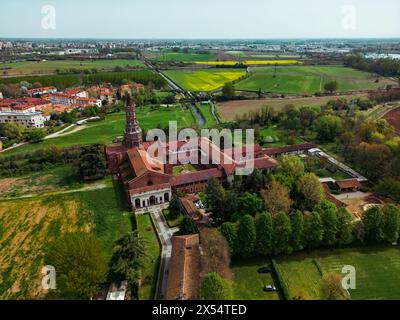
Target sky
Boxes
[0,0,399,39]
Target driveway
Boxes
[136,204,178,299]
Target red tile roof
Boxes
[166,234,200,300]
[336,179,361,190]
[171,168,223,186]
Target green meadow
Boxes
[235,65,396,94]
[163,69,247,92]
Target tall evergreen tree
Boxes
[255,213,273,256]
[200,272,233,300]
[237,215,256,258]
[179,216,199,236]
[78,144,107,181]
[337,207,354,246]
[316,201,339,247]
[382,204,400,244]
[220,222,238,255]
[273,212,292,255]
[168,194,182,219]
[290,210,305,251]
[304,211,324,248]
[204,178,226,225]
[362,206,384,243]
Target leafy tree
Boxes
[236,215,256,258]
[241,168,265,193]
[200,228,232,279]
[0,122,25,140]
[375,178,400,203]
[278,155,305,178]
[233,192,263,220]
[316,201,338,247]
[255,213,273,256]
[273,212,292,255]
[290,211,305,251]
[382,204,400,244]
[321,272,350,300]
[222,82,235,98]
[324,81,339,93]
[200,272,233,300]
[110,231,150,290]
[304,211,324,248]
[296,173,325,211]
[78,144,107,181]
[362,206,384,243]
[220,222,238,255]
[178,216,198,236]
[168,194,182,219]
[60,111,76,124]
[261,180,292,215]
[352,220,365,243]
[315,115,343,142]
[204,178,226,225]
[45,232,108,300]
[337,208,354,246]
[25,128,45,143]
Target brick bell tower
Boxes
[124,93,143,149]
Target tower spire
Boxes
[124,94,143,149]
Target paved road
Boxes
[136,204,178,300]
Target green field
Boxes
[235,65,396,94]
[0,186,132,299]
[163,69,247,92]
[196,103,217,127]
[0,59,145,76]
[1,106,195,157]
[136,214,161,300]
[232,259,280,300]
[276,247,400,300]
[146,52,217,62]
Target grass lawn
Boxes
[136,214,161,300]
[0,165,95,198]
[0,59,145,76]
[259,126,303,147]
[172,164,198,176]
[0,186,132,299]
[163,69,247,92]
[196,103,217,128]
[162,209,183,228]
[1,105,196,157]
[276,246,400,300]
[235,65,396,94]
[231,258,280,300]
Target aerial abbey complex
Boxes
[106,95,278,209]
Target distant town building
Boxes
[49,90,101,108]
[0,110,48,128]
[28,86,57,99]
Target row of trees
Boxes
[344,53,400,77]
[220,202,400,258]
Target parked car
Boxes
[263,285,277,292]
[258,267,271,274]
